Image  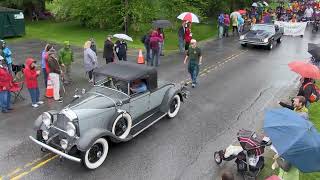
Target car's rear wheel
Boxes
[81,138,109,170]
[167,94,181,119]
[112,113,132,139]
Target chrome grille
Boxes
[54,113,69,131]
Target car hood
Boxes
[68,87,129,110]
[245,30,273,39]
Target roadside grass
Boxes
[6,20,217,53]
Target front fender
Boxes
[76,128,130,152]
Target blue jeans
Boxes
[219,25,224,38]
[178,37,185,53]
[42,68,48,87]
[188,62,199,84]
[0,90,11,111]
[28,88,40,104]
[151,49,160,67]
[144,44,151,62]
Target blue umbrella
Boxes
[264,108,320,173]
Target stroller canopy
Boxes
[237,129,265,156]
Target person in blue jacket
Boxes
[1,40,13,75]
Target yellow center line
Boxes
[10,155,58,180]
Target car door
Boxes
[129,92,150,121]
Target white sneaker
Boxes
[37,101,44,105]
[32,104,39,108]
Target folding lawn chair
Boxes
[11,81,25,104]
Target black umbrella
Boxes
[152,20,172,28]
[308,43,320,60]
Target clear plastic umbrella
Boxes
[113,34,133,42]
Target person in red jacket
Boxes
[184,22,192,52]
[23,58,43,108]
[0,56,13,113]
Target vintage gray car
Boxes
[30,62,188,169]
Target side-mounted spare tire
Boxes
[167,94,181,118]
[111,113,132,139]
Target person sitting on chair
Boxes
[130,79,147,94]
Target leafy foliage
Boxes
[2,0,253,31]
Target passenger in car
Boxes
[130,79,147,94]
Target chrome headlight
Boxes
[42,112,52,129]
[263,38,269,43]
[42,130,49,140]
[240,35,245,40]
[66,122,76,137]
[60,139,68,149]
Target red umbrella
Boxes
[238,9,247,14]
[177,12,200,23]
[265,175,281,180]
[288,61,320,79]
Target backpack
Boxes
[149,37,159,50]
[303,82,320,103]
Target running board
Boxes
[130,112,167,138]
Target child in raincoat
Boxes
[23,58,43,108]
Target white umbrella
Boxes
[113,34,133,42]
[177,12,200,23]
[252,2,258,7]
[263,1,269,6]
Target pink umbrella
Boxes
[265,175,281,180]
[238,9,247,14]
[288,61,320,79]
[177,12,200,23]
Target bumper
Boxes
[29,136,81,163]
[239,40,269,46]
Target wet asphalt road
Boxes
[0,28,320,180]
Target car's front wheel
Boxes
[81,138,109,170]
[277,38,281,43]
[167,94,181,119]
[241,44,247,47]
[267,40,274,50]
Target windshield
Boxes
[95,75,129,95]
[251,25,275,33]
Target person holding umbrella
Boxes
[103,35,114,64]
[184,22,192,52]
[149,31,163,67]
[184,39,202,88]
[264,108,320,173]
[115,39,128,61]
[83,41,98,83]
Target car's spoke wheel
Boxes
[167,94,181,118]
[112,113,132,139]
[82,138,108,170]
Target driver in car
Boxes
[130,79,147,94]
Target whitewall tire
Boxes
[82,138,109,170]
[167,94,181,119]
[112,113,132,139]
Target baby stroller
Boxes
[214,129,272,180]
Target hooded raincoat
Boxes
[23,58,39,89]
